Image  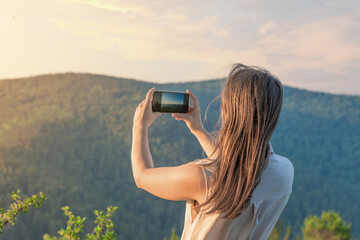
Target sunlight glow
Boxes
[0,0,359,94]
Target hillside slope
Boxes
[0,73,359,239]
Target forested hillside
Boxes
[0,73,359,239]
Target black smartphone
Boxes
[152,91,189,113]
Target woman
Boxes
[131,63,294,240]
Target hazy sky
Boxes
[1,0,359,95]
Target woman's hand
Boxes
[172,90,204,135]
[173,90,215,158]
[133,88,161,131]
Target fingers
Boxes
[186,89,199,108]
[172,113,182,119]
[145,87,156,105]
[172,113,189,121]
[137,100,146,109]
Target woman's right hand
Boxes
[172,90,204,135]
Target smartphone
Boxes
[152,90,189,113]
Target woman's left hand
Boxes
[133,88,161,130]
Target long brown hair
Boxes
[200,63,283,219]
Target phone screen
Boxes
[152,91,189,113]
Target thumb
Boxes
[145,87,156,105]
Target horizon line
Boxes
[1,71,359,97]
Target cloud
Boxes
[258,21,275,35]
[255,17,360,73]
[2,0,359,93]
[52,1,234,63]
[66,0,143,13]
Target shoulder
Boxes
[181,161,206,179]
[268,153,294,182]
[188,158,214,165]
[186,159,216,200]
[181,159,206,185]
[253,153,294,199]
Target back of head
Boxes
[202,63,283,219]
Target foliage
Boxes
[43,234,59,240]
[164,228,180,240]
[43,205,118,240]
[268,211,352,240]
[268,221,292,240]
[0,190,46,233]
[302,211,351,240]
[166,211,353,240]
[0,73,359,239]
[57,206,86,240]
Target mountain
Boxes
[0,73,359,239]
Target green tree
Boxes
[164,228,180,240]
[0,190,46,233]
[268,221,292,240]
[44,205,118,240]
[302,211,351,240]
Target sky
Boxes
[0,0,359,95]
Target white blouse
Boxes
[181,144,294,240]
